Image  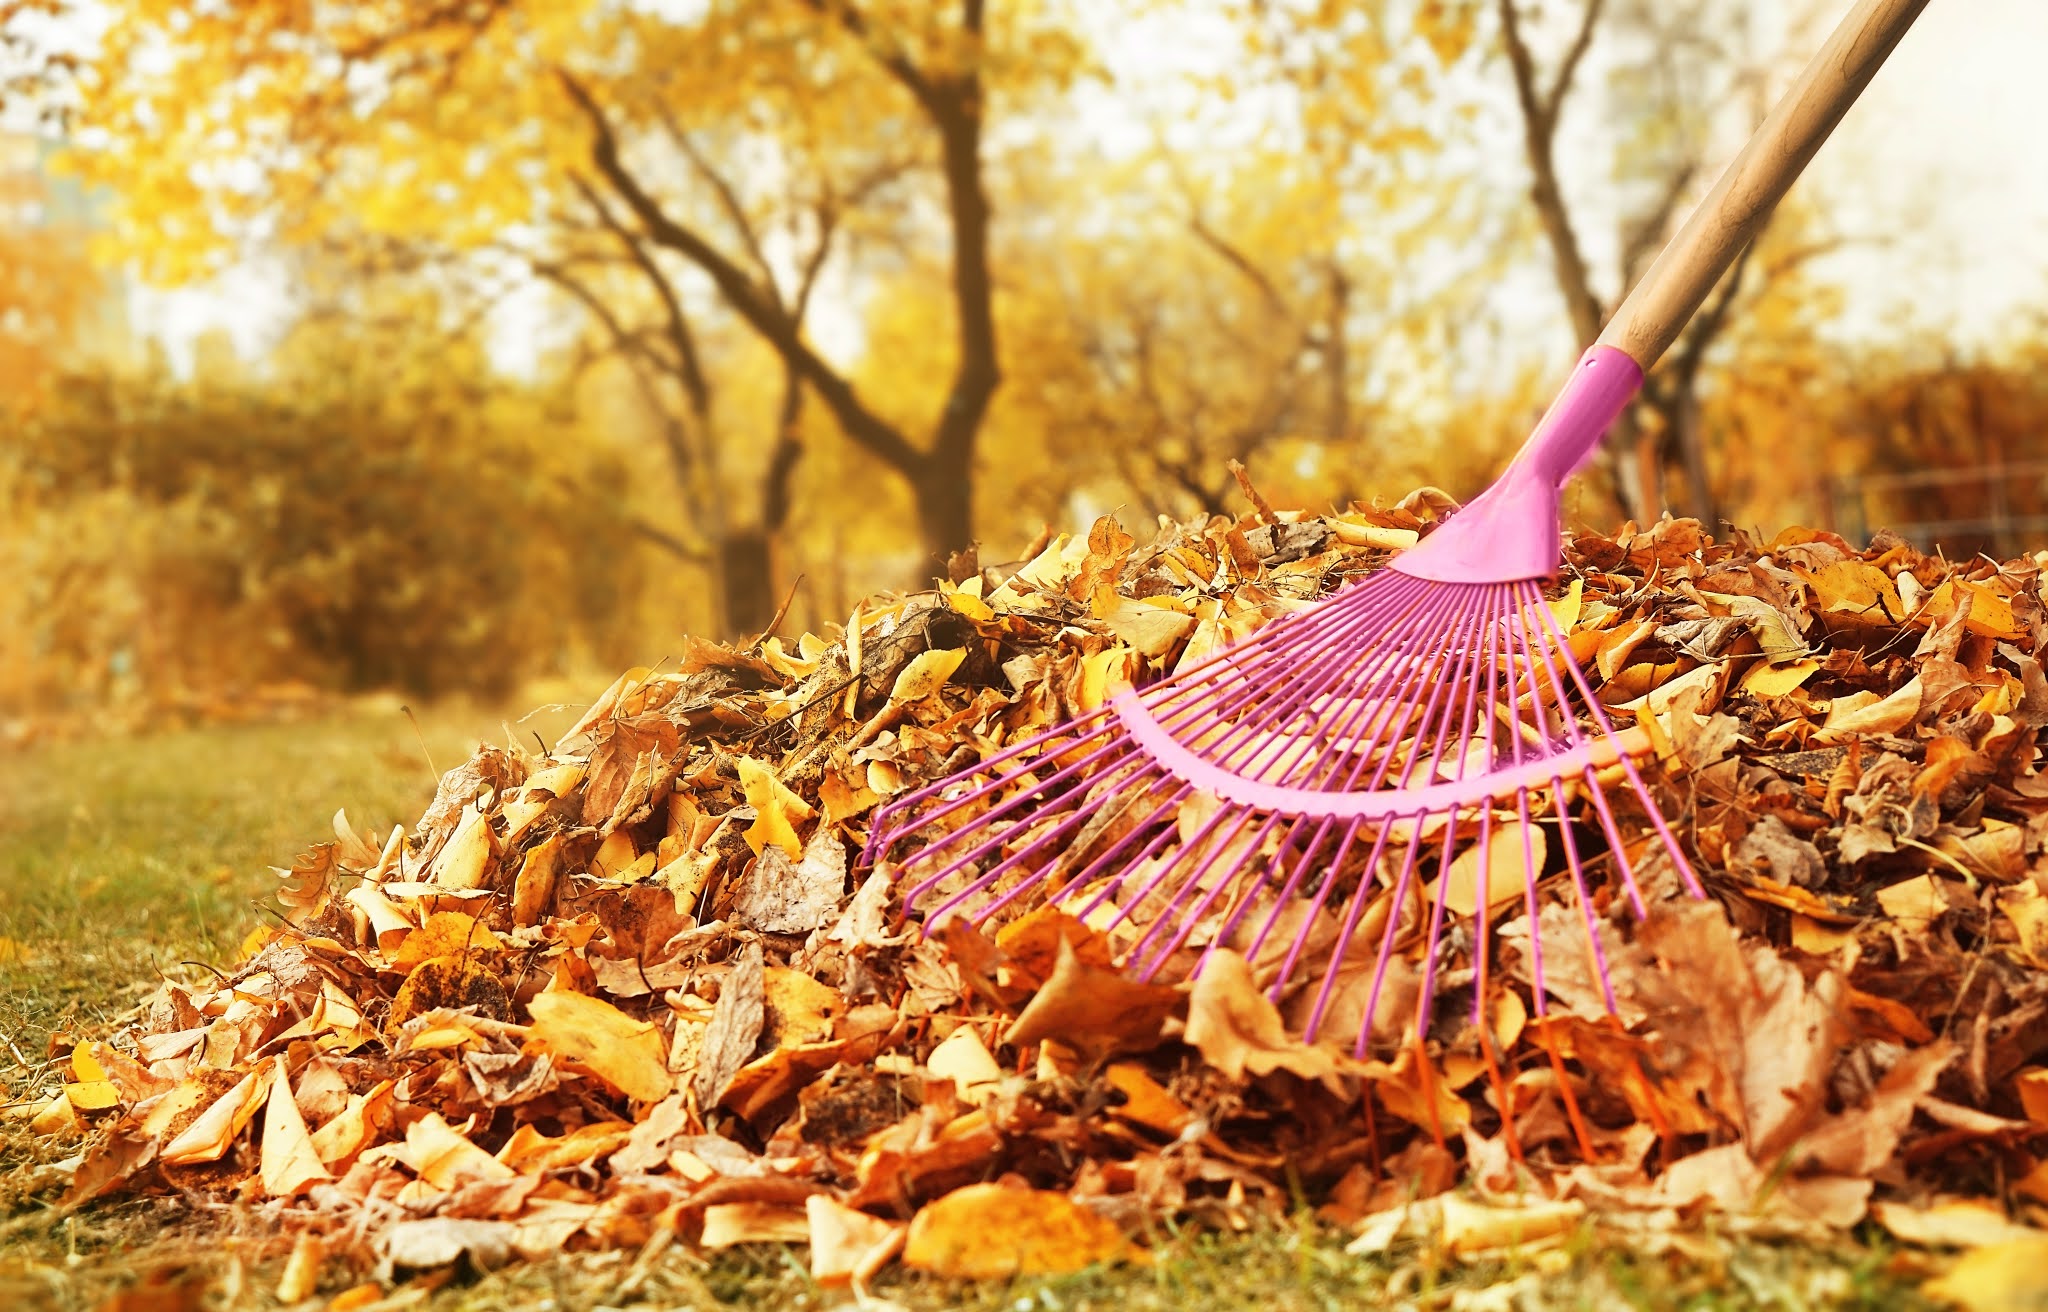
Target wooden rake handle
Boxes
[1596,0,1931,369]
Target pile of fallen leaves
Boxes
[21,497,2048,1306]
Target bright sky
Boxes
[95,0,2048,374]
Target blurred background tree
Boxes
[0,0,2044,719]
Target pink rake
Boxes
[863,0,1927,1056]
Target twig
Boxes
[400,705,440,782]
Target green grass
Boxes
[0,703,535,1069]
[0,710,1941,1311]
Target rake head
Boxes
[864,562,1702,1056]
[862,348,1703,1055]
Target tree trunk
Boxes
[1672,380,1715,527]
[718,530,777,639]
[910,453,976,577]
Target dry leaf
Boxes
[526,990,673,1103]
[737,757,815,858]
[700,1202,812,1248]
[696,941,766,1110]
[1184,951,1351,1094]
[734,828,846,934]
[259,1056,333,1197]
[1003,936,1179,1059]
[927,1026,1004,1105]
[902,1183,1133,1278]
[1875,1199,2044,1250]
[807,1195,907,1286]
[889,648,967,703]
[161,1064,272,1166]
[1923,1238,2048,1310]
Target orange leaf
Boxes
[903,1184,1134,1278]
[161,1064,273,1166]
[525,989,673,1103]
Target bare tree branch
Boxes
[567,174,712,421]
[656,108,778,293]
[1189,217,1292,320]
[1498,0,1606,345]
[558,68,929,478]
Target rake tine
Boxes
[1354,811,1433,1056]
[1130,806,1282,978]
[1525,583,1705,899]
[1583,767,1650,918]
[1413,585,1502,1037]
[900,750,1155,912]
[1216,576,1491,984]
[1553,774,1620,1017]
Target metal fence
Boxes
[1829,458,2048,558]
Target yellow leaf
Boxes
[1743,658,1821,697]
[525,989,673,1103]
[1330,518,1418,550]
[889,647,966,703]
[1879,874,1955,930]
[391,912,502,972]
[927,1026,1004,1105]
[903,1183,1135,1278]
[591,828,637,879]
[29,1094,79,1137]
[1813,675,1924,744]
[308,1080,395,1167]
[71,1042,108,1085]
[495,1121,635,1173]
[737,757,815,858]
[276,1233,324,1304]
[259,1056,332,1197]
[1424,818,1547,918]
[1802,561,1904,620]
[1927,579,2023,640]
[276,1233,325,1304]
[1923,1237,2048,1309]
[1439,1193,1586,1255]
[431,805,496,890]
[63,1080,120,1113]
[399,1110,516,1189]
[511,832,564,927]
[2018,1068,2048,1125]
[946,589,995,623]
[1547,578,1584,632]
[1077,646,1137,713]
[1103,1062,1192,1137]
[1874,1199,2043,1249]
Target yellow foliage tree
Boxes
[67,0,1090,619]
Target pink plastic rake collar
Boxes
[864,345,1701,1055]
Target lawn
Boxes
[0,708,1937,1311]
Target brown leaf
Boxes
[733,828,846,934]
[695,941,766,1110]
[1184,951,1352,1094]
[1003,936,1179,1059]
